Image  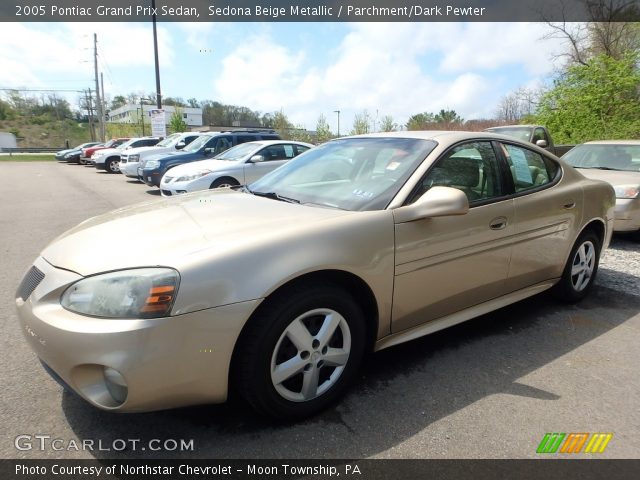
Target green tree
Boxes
[350,110,371,135]
[535,53,640,143]
[169,108,188,133]
[110,95,127,110]
[379,115,396,132]
[315,114,333,143]
[434,109,464,126]
[406,112,435,130]
[272,110,294,138]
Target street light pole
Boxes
[334,110,340,137]
[151,0,162,109]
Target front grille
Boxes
[120,157,127,163]
[16,266,45,300]
[161,190,172,196]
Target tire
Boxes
[105,158,120,173]
[210,177,239,189]
[552,230,601,303]
[235,285,366,420]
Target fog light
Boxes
[103,367,128,404]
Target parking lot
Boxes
[1,160,639,459]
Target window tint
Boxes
[237,135,256,144]
[183,135,199,146]
[532,128,548,144]
[414,141,503,204]
[260,144,296,161]
[213,137,233,155]
[295,145,310,155]
[500,143,556,192]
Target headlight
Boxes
[176,170,212,182]
[61,268,179,319]
[614,185,640,199]
[64,152,76,158]
[145,160,160,169]
[128,154,140,162]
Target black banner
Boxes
[3,0,640,22]
[2,459,640,480]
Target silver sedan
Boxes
[16,131,615,419]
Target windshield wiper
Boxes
[576,166,621,171]
[250,190,301,204]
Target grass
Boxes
[0,153,56,161]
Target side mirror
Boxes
[393,186,469,224]
[249,154,265,163]
[176,141,186,150]
[535,139,548,148]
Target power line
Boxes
[0,87,85,93]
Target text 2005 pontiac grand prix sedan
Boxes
[16,131,615,419]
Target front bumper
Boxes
[15,257,260,412]
[141,169,163,187]
[613,198,640,232]
[120,162,141,178]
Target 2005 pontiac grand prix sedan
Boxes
[16,131,615,419]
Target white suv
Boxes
[119,132,202,178]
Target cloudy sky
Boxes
[0,21,569,131]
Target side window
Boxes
[237,135,256,144]
[500,143,556,192]
[294,145,310,155]
[532,128,547,145]
[261,145,288,161]
[415,141,503,204]
[213,137,232,155]
[183,135,198,146]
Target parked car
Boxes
[157,140,311,195]
[484,125,574,157]
[119,132,203,178]
[93,137,161,173]
[562,140,640,236]
[55,142,102,163]
[80,138,130,165]
[139,130,283,185]
[15,131,614,419]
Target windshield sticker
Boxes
[386,161,401,171]
[352,189,374,198]
[507,146,533,184]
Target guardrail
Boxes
[0,147,62,154]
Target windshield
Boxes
[563,144,640,172]
[215,142,261,160]
[182,135,212,153]
[249,137,437,211]
[487,127,533,142]
[116,138,138,150]
[156,133,181,147]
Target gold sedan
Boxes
[15,131,615,419]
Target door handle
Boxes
[563,202,576,209]
[490,217,508,230]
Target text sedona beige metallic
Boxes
[16,132,615,419]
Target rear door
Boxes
[497,141,579,290]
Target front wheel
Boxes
[105,158,120,173]
[552,231,601,302]
[210,177,239,189]
[234,285,366,419]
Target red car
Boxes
[80,138,130,164]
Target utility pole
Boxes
[101,72,106,137]
[151,0,162,109]
[93,33,104,142]
[334,110,340,137]
[86,89,96,141]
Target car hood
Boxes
[41,189,353,276]
[576,168,640,186]
[93,147,121,156]
[165,159,241,176]
[123,145,164,156]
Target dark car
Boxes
[139,130,280,187]
[55,142,102,163]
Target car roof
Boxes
[240,140,314,147]
[583,140,640,145]
[349,130,527,143]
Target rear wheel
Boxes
[235,285,366,419]
[210,177,239,189]
[105,158,120,173]
[552,230,601,302]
